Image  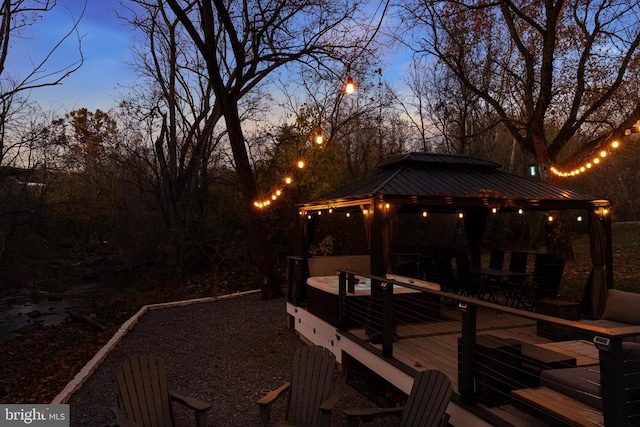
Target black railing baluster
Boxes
[338,271,347,331]
[459,303,477,406]
[381,278,393,358]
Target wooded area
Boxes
[1,0,640,298]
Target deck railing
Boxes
[327,269,640,427]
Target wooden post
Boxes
[459,303,477,405]
[596,336,627,426]
[287,256,304,305]
[366,196,387,342]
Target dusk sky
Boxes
[9,0,407,115]
[9,0,136,113]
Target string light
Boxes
[344,76,356,94]
[254,66,362,209]
[314,126,324,145]
[550,139,622,177]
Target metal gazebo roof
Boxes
[297,152,610,212]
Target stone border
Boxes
[52,290,260,404]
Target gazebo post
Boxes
[367,195,394,356]
[604,212,613,290]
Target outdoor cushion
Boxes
[540,342,640,410]
[541,366,602,409]
[602,289,640,325]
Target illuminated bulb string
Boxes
[550,139,621,177]
[254,77,357,209]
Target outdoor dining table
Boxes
[471,267,531,304]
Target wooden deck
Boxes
[348,306,545,391]
[307,302,605,426]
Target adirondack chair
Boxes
[111,354,211,427]
[257,345,339,426]
[344,369,452,427]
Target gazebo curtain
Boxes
[582,209,609,319]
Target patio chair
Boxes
[481,249,507,302]
[454,254,481,297]
[508,251,528,273]
[503,251,529,305]
[489,249,505,270]
[111,354,211,427]
[344,369,452,427]
[515,255,565,310]
[257,345,339,426]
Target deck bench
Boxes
[536,290,640,342]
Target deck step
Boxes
[512,386,603,426]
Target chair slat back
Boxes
[489,250,505,270]
[400,370,452,427]
[287,345,336,425]
[535,260,565,299]
[115,355,174,427]
[509,251,528,273]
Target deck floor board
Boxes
[343,303,598,426]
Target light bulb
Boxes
[345,77,355,94]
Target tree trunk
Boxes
[222,99,284,299]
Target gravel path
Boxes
[68,292,390,426]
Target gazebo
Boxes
[296,152,612,318]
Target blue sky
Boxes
[8,0,136,113]
[7,0,410,115]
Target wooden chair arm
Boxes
[317,390,341,427]
[343,406,404,427]
[256,381,291,425]
[320,389,340,412]
[169,391,211,427]
[109,407,141,427]
[257,381,291,406]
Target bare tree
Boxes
[0,0,84,166]
[164,0,373,298]
[399,0,640,178]
[124,1,226,237]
